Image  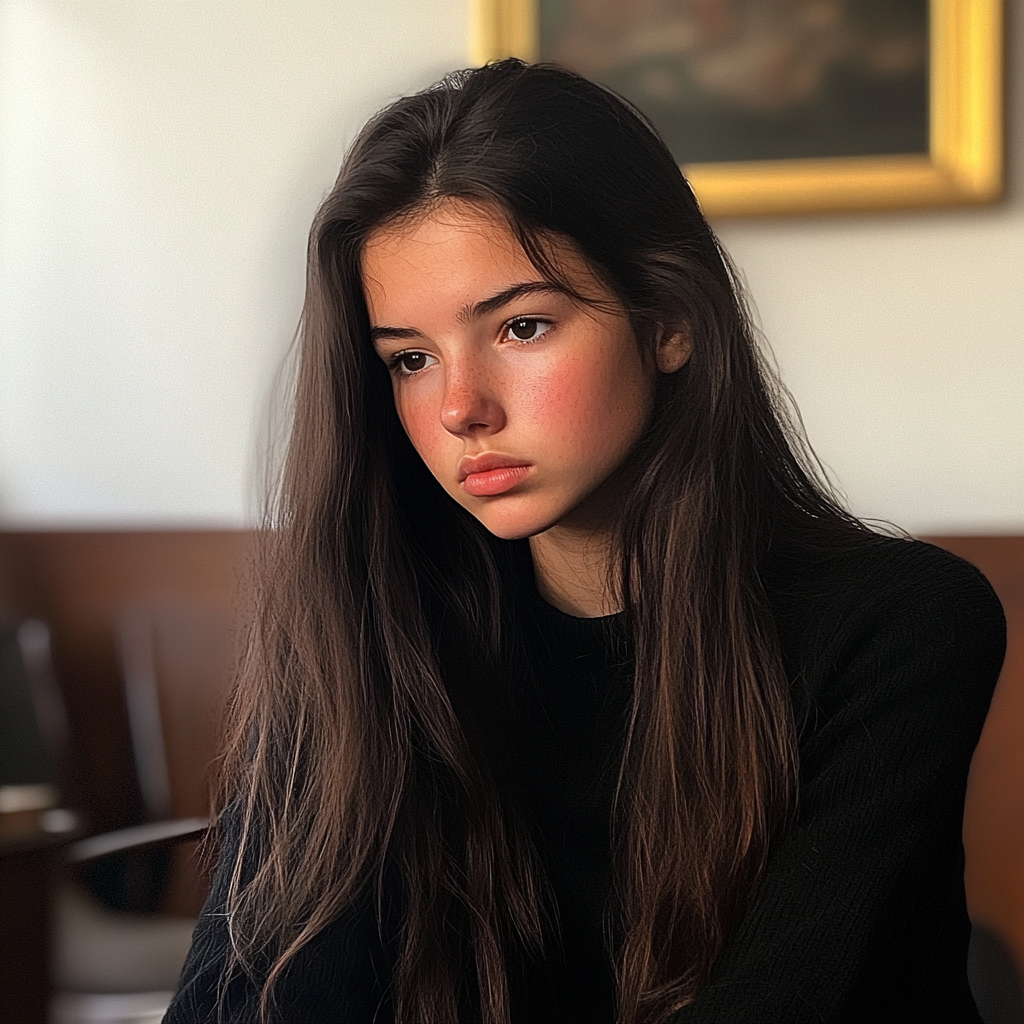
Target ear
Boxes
[655,324,693,374]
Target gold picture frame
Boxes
[469,0,1003,217]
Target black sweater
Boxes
[165,537,1006,1023]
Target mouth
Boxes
[458,454,533,497]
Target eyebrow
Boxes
[368,281,567,344]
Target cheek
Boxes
[517,361,586,433]
[394,384,445,468]
[517,351,644,458]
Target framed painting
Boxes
[470,0,1003,217]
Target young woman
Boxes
[166,60,1005,1023]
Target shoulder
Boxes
[769,534,1005,656]
[768,535,1006,728]
[771,532,998,614]
[833,535,1001,613]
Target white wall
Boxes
[0,0,467,526]
[0,0,1021,532]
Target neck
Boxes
[528,525,619,618]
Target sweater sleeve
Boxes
[672,553,1006,1024]
[162,805,395,1023]
[162,805,262,1024]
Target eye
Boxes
[390,350,437,376]
[505,317,553,343]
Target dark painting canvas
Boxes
[540,0,929,165]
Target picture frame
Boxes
[469,0,1003,217]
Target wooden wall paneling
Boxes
[926,536,1024,975]
[144,602,241,916]
[0,530,253,917]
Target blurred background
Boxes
[0,1,1021,1022]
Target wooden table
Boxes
[0,824,67,1024]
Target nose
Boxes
[439,359,505,438]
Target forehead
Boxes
[360,199,597,324]
[362,201,526,304]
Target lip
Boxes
[457,452,531,482]
[458,453,533,497]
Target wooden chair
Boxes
[2,617,224,1023]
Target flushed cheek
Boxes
[517,350,592,425]
[394,385,456,480]
[516,354,637,467]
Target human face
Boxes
[362,200,657,541]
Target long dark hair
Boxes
[219,59,872,1023]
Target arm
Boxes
[673,556,1005,1024]
[163,806,395,1024]
[162,806,260,1024]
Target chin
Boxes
[463,498,566,542]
